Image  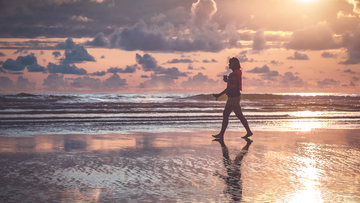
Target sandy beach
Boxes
[0,129,359,202]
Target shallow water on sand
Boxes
[0,130,359,202]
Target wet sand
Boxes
[0,129,359,202]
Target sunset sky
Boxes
[0,0,359,93]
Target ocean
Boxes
[1,93,360,202]
[1,92,359,136]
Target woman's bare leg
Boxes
[233,105,253,137]
[234,138,253,164]
[213,104,233,139]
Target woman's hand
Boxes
[212,93,221,100]
[223,75,228,82]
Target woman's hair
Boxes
[229,57,241,70]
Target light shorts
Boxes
[226,95,241,107]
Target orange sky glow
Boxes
[0,0,359,93]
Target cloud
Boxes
[352,76,360,82]
[246,64,270,73]
[47,62,87,75]
[261,70,279,80]
[237,54,256,63]
[216,65,232,77]
[85,32,108,47]
[225,23,242,48]
[135,53,187,78]
[16,76,36,90]
[102,73,127,90]
[321,52,337,58]
[270,60,283,65]
[0,66,5,73]
[27,63,46,72]
[190,0,217,27]
[337,11,357,19]
[113,19,228,52]
[243,77,266,88]
[154,66,188,79]
[55,38,76,50]
[138,74,175,89]
[18,53,37,65]
[280,72,305,87]
[244,70,307,90]
[167,58,194,63]
[151,13,166,23]
[117,20,169,51]
[245,64,281,82]
[181,72,218,89]
[90,71,106,76]
[0,76,14,91]
[317,78,340,87]
[284,21,339,50]
[344,69,356,74]
[0,52,5,56]
[346,0,360,14]
[253,30,267,50]
[2,53,37,71]
[202,59,217,63]
[287,51,309,60]
[107,65,138,74]
[62,45,95,63]
[187,64,205,70]
[70,15,93,22]
[339,27,360,64]
[52,51,61,58]
[0,1,231,53]
[136,53,158,72]
[43,74,69,91]
[349,81,358,87]
[70,76,102,89]
[13,48,26,55]
[2,58,25,71]
[141,75,149,78]
[339,50,360,65]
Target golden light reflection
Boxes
[88,137,136,151]
[282,93,331,97]
[288,111,328,131]
[288,145,323,203]
[0,134,138,153]
[289,119,325,131]
[290,111,322,118]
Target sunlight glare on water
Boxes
[288,148,324,203]
[290,111,323,118]
[286,119,328,131]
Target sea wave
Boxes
[181,93,284,101]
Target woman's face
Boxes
[229,61,234,70]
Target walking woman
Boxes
[213,57,252,139]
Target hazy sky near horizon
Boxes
[0,0,359,93]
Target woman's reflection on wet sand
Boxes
[213,138,253,202]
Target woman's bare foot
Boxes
[212,133,223,139]
[241,132,253,138]
[244,137,253,143]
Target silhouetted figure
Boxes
[213,57,252,139]
[213,138,253,202]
